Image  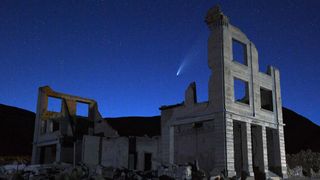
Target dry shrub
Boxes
[287,149,320,177]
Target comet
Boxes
[176,60,186,77]
[176,65,182,76]
[176,32,204,77]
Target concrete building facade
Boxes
[31,5,288,179]
[31,86,118,165]
[160,5,287,179]
[31,86,161,171]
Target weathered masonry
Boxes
[31,86,118,164]
[160,6,287,179]
[31,86,160,171]
[31,5,288,180]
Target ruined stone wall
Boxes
[174,120,216,173]
[160,90,227,175]
[31,86,117,164]
[206,5,287,178]
[160,5,288,179]
[82,135,101,165]
[101,137,128,168]
[82,135,129,168]
[135,137,161,170]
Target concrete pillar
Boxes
[56,143,61,162]
[31,87,48,164]
[273,68,288,178]
[225,118,236,177]
[169,126,174,164]
[278,125,288,178]
[250,43,260,117]
[245,123,254,176]
[262,126,269,175]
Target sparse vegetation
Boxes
[286,149,320,177]
[0,156,30,166]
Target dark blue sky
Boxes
[0,0,319,125]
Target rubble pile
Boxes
[0,161,224,180]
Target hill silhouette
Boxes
[0,104,318,156]
[0,104,35,156]
[282,107,320,154]
[105,116,160,137]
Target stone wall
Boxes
[160,5,288,179]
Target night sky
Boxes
[0,0,319,125]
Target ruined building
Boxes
[31,5,287,179]
[31,86,160,170]
[159,6,287,178]
[31,86,117,164]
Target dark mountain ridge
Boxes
[0,104,318,156]
[0,104,35,156]
[282,107,320,154]
[105,116,160,137]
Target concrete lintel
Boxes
[226,111,283,127]
[40,86,96,104]
[35,139,60,147]
[172,114,215,126]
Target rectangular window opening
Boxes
[232,39,247,65]
[47,97,62,112]
[260,87,273,111]
[76,102,89,117]
[234,78,249,105]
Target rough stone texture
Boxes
[174,119,216,173]
[160,5,287,179]
[31,5,288,179]
[31,86,118,164]
[81,135,160,171]
[82,135,100,165]
[135,137,161,170]
[101,137,128,168]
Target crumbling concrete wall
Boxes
[101,137,128,168]
[32,86,161,171]
[82,136,129,168]
[160,83,224,175]
[136,137,161,171]
[173,120,216,173]
[82,135,161,171]
[160,5,287,179]
[82,135,101,165]
[31,86,118,165]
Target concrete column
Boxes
[250,43,260,117]
[56,143,61,162]
[245,123,254,176]
[225,118,236,177]
[262,126,269,175]
[169,126,174,164]
[273,68,288,178]
[31,87,48,164]
[278,125,288,178]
